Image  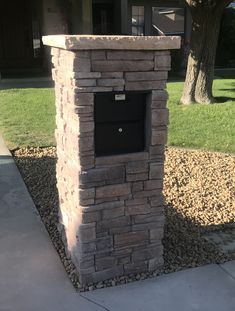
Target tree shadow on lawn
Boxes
[12,150,234,281]
[214,96,235,103]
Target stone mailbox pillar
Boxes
[43,35,180,286]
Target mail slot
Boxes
[95,92,147,156]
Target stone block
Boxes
[132,245,163,262]
[131,181,144,193]
[73,72,101,79]
[72,93,94,106]
[151,130,168,145]
[101,72,123,78]
[149,163,164,180]
[150,196,164,207]
[91,50,106,60]
[82,211,101,223]
[97,78,125,87]
[78,136,94,153]
[125,71,168,81]
[109,226,132,234]
[152,109,169,126]
[74,86,113,93]
[133,189,161,199]
[73,58,91,72]
[96,256,116,271]
[96,183,131,199]
[102,206,125,219]
[107,51,154,60]
[81,201,124,213]
[125,198,147,206]
[152,90,168,101]
[80,166,125,185]
[125,204,151,216]
[134,213,164,224]
[98,216,131,231]
[155,55,171,70]
[124,262,148,274]
[150,228,164,242]
[79,188,95,200]
[149,146,165,158]
[126,161,148,174]
[78,242,96,255]
[75,254,95,269]
[125,81,166,91]
[95,152,149,166]
[148,257,164,272]
[74,79,96,87]
[144,180,163,190]
[132,222,163,231]
[74,105,93,115]
[92,60,154,72]
[151,100,167,108]
[80,266,123,285]
[96,236,113,252]
[77,223,96,243]
[126,172,148,182]
[114,231,148,248]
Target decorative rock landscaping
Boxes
[13,146,235,290]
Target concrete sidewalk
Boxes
[0,134,235,311]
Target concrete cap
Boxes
[42,35,181,50]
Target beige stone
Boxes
[43,35,181,50]
[107,51,154,60]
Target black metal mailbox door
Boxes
[95,92,146,156]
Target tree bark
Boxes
[181,2,230,105]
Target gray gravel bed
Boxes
[12,147,235,290]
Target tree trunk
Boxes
[181,5,225,105]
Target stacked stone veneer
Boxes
[43,35,180,286]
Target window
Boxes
[152,7,185,35]
[132,6,145,36]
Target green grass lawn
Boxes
[0,79,234,153]
[167,79,235,153]
[0,88,55,149]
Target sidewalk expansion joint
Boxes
[80,293,111,311]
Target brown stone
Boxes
[96,256,116,271]
[102,206,125,219]
[149,163,164,180]
[152,90,168,101]
[126,172,148,182]
[97,78,125,87]
[132,245,163,262]
[125,71,167,81]
[124,262,148,274]
[96,183,131,199]
[152,109,169,126]
[114,231,148,248]
[125,81,166,91]
[126,161,148,174]
[144,180,163,190]
[125,204,151,216]
[155,55,171,70]
[92,60,154,72]
[77,223,96,243]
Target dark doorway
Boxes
[0,0,40,70]
[93,2,115,35]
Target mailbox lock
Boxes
[118,128,123,133]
